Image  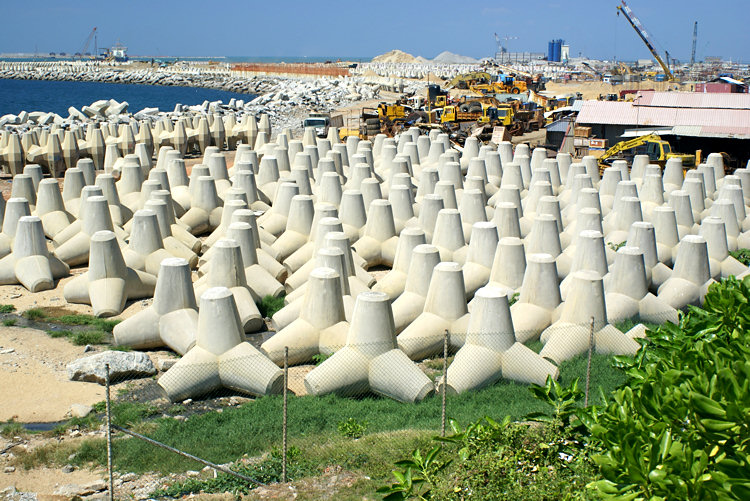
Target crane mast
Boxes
[616,1,675,81]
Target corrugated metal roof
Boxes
[546,118,574,132]
[576,98,750,138]
[635,91,750,110]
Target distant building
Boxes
[695,76,748,94]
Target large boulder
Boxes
[67,351,156,385]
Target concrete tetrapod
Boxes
[352,199,399,268]
[372,227,427,301]
[261,267,349,366]
[196,222,284,300]
[194,238,264,333]
[158,286,284,402]
[0,216,69,292]
[439,286,559,395]
[657,234,715,309]
[304,291,433,403]
[539,270,640,364]
[510,253,562,343]
[121,209,174,276]
[53,196,124,267]
[604,246,679,325]
[0,198,31,259]
[397,262,470,359]
[112,257,198,354]
[64,231,155,317]
[34,179,74,239]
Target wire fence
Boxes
[98,310,680,497]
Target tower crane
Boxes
[616,1,674,81]
[75,27,97,59]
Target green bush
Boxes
[338,418,368,439]
[257,294,285,319]
[0,304,16,313]
[3,318,17,327]
[586,276,750,500]
[729,248,750,266]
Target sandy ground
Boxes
[0,464,103,497]
[544,80,692,100]
[0,326,106,423]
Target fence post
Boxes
[282,347,288,483]
[441,329,449,438]
[105,364,114,501]
[584,317,595,407]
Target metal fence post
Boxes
[584,317,595,407]
[441,329,449,438]
[282,347,288,483]
[105,364,114,501]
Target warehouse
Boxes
[575,91,750,168]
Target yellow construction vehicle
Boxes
[440,103,505,125]
[598,134,696,168]
[447,72,527,94]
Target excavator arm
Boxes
[617,1,674,81]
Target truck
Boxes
[303,113,334,138]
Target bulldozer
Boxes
[446,71,527,95]
[597,134,697,168]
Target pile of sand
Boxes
[432,51,478,64]
[372,49,419,63]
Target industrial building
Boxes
[574,91,750,168]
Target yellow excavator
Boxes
[598,134,696,168]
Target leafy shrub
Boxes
[311,353,331,365]
[586,276,750,500]
[729,248,750,266]
[0,304,16,313]
[378,415,597,500]
[257,295,285,319]
[338,418,368,439]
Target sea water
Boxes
[0,78,255,118]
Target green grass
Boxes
[1,420,25,438]
[0,304,16,314]
[67,349,624,475]
[46,329,108,346]
[23,308,46,320]
[3,318,17,327]
[257,295,285,319]
[54,314,120,332]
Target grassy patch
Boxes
[23,308,46,320]
[68,349,624,475]
[1,420,25,438]
[3,318,17,326]
[109,345,132,352]
[54,314,119,332]
[257,295,285,319]
[0,304,16,313]
[45,329,108,346]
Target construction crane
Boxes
[616,1,674,81]
[494,33,517,63]
[75,27,97,59]
[691,21,698,66]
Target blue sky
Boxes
[0,1,747,62]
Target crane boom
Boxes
[616,1,674,81]
[77,27,97,59]
[691,21,698,66]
